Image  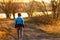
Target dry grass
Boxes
[0,17,60,40]
[0,20,17,40]
[36,21,60,34]
[25,16,60,34]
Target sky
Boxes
[0,0,51,3]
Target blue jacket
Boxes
[14,17,24,25]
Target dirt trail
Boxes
[23,27,60,40]
[1,21,60,40]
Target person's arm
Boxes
[21,18,24,28]
[14,19,17,27]
[22,18,24,24]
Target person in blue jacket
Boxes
[14,13,24,40]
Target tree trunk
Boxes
[57,12,59,20]
[53,10,56,19]
[28,13,33,18]
[6,13,10,19]
[13,13,15,19]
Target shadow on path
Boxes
[23,27,60,40]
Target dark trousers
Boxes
[15,24,24,40]
[16,27,23,40]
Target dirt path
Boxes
[23,27,60,40]
[1,21,60,40]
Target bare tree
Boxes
[11,3,19,19]
[0,0,19,19]
[0,1,12,18]
[56,0,60,19]
[25,1,35,17]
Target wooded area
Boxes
[0,0,60,40]
[0,0,60,20]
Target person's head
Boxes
[18,13,21,17]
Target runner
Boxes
[14,13,24,40]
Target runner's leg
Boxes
[17,28,19,40]
[20,27,23,40]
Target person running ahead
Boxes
[14,13,24,40]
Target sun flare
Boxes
[43,0,50,3]
[0,0,51,3]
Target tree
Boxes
[11,3,19,19]
[25,0,50,17]
[25,1,35,17]
[25,1,42,17]
[0,1,12,18]
[51,0,57,19]
[50,0,60,20]
[56,0,60,19]
[0,0,19,19]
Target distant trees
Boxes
[51,0,60,20]
[25,1,45,17]
[25,1,35,17]
[57,0,60,19]
[0,0,60,21]
[51,0,57,19]
[11,3,19,19]
[25,0,49,17]
[0,0,19,19]
[0,1,12,18]
[25,0,60,24]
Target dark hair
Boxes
[18,13,21,16]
